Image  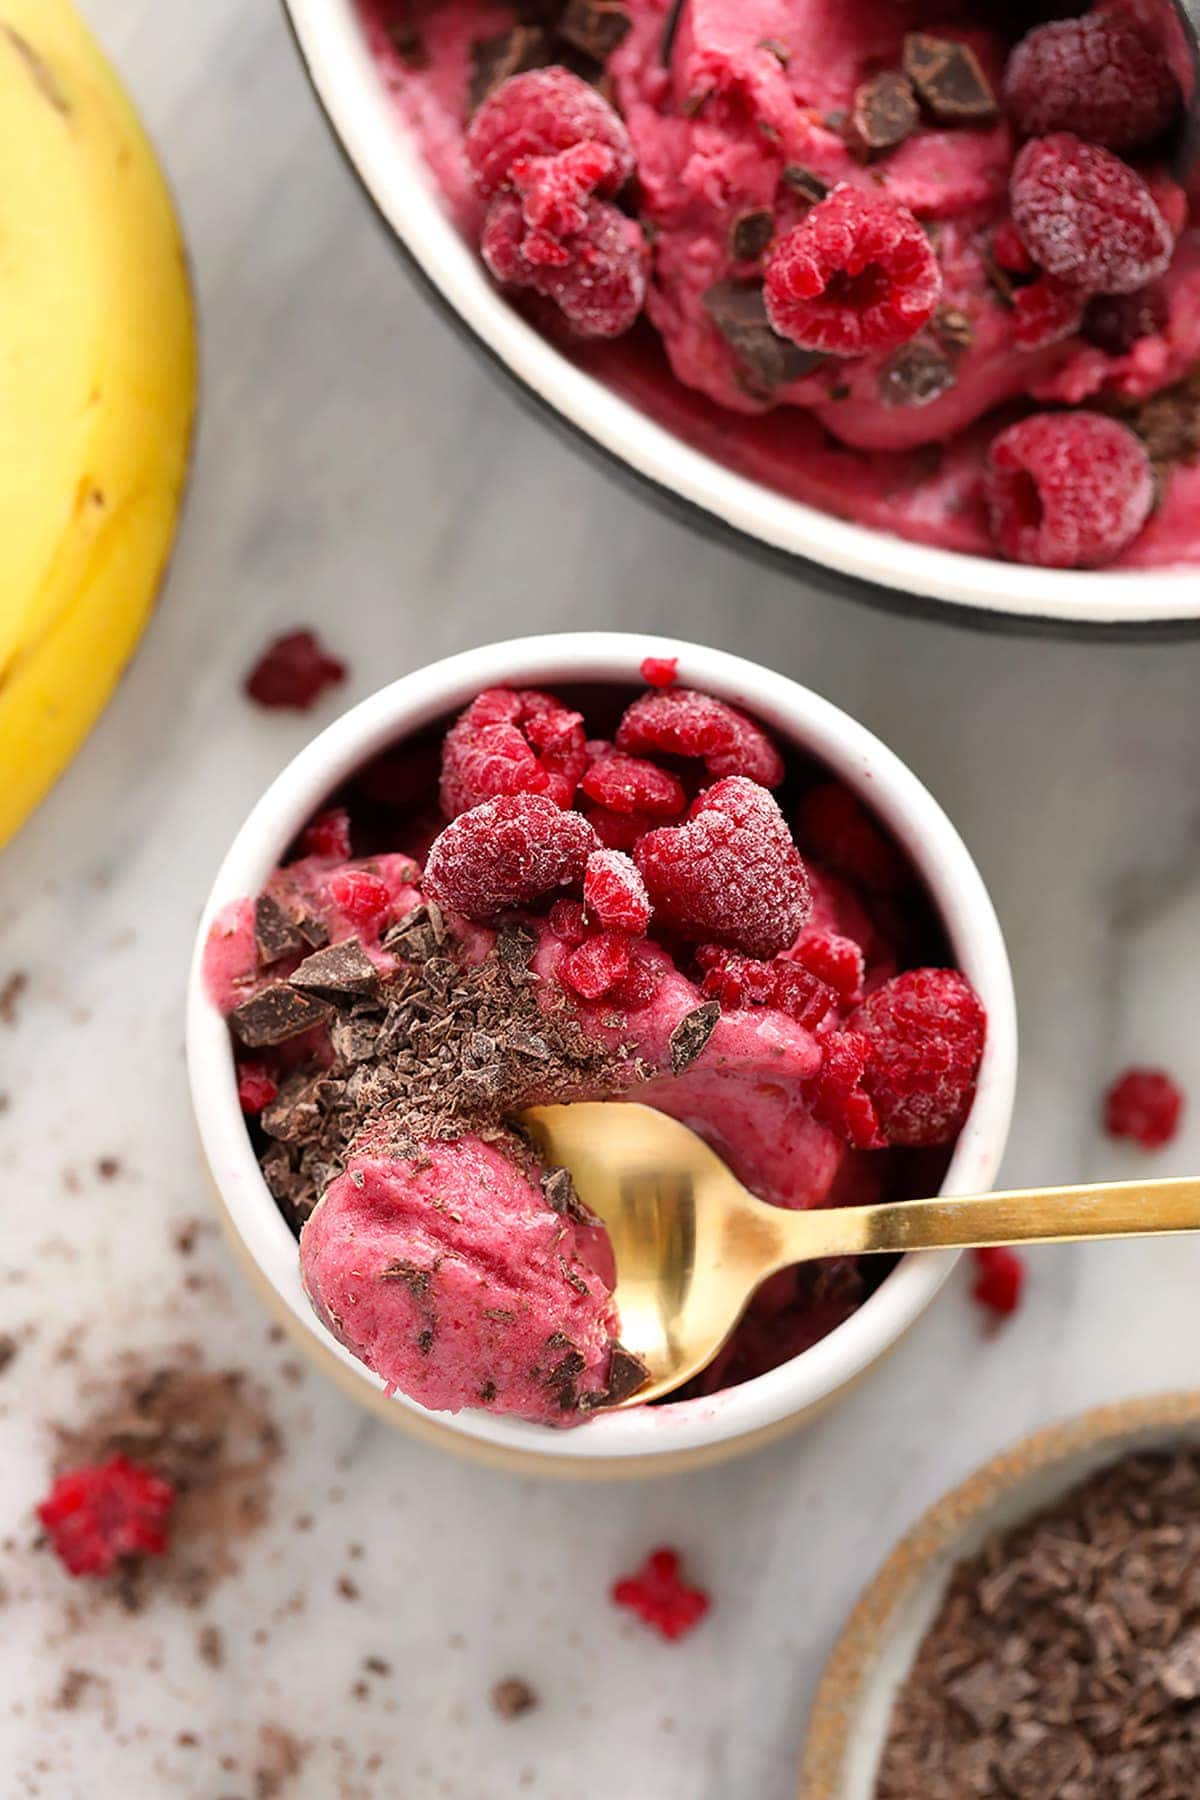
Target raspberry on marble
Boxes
[423,793,594,921]
[983,411,1154,569]
[972,1246,1025,1318]
[1004,15,1180,153]
[1010,134,1173,296]
[1103,1067,1184,1150]
[611,1548,710,1641]
[244,631,347,712]
[37,1456,175,1577]
[615,689,784,787]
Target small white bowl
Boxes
[800,1391,1200,1798]
[282,0,1199,636]
[186,633,1016,1477]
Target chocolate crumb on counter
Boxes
[902,33,997,125]
[0,970,28,1027]
[492,1677,539,1719]
[0,1333,17,1375]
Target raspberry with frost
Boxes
[983,412,1154,570]
[560,930,631,1000]
[237,1062,279,1114]
[300,808,352,861]
[440,687,587,818]
[1010,135,1173,296]
[582,751,686,818]
[549,898,589,945]
[1103,1068,1183,1149]
[584,850,651,934]
[38,1456,175,1577]
[481,190,646,339]
[788,930,865,1009]
[612,1548,710,1641]
[696,946,836,1029]
[616,689,784,787]
[584,806,661,853]
[803,1031,885,1150]
[972,1246,1025,1318]
[244,631,347,711]
[611,944,664,1010]
[635,777,811,958]
[1004,15,1180,152]
[795,784,909,896]
[1013,276,1085,351]
[850,968,986,1147]
[329,868,391,927]
[423,794,594,921]
[640,656,678,687]
[991,219,1035,277]
[465,67,635,202]
[764,187,942,357]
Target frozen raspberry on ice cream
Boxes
[1010,134,1173,295]
[616,689,784,786]
[440,687,588,817]
[423,793,594,920]
[1004,16,1180,152]
[983,411,1154,569]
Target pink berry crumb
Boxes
[616,689,784,787]
[612,1547,710,1641]
[1010,134,1173,296]
[640,656,678,687]
[584,849,651,933]
[850,968,986,1148]
[244,631,347,712]
[984,411,1154,569]
[1004,15,1180,153]
[237,1062,279,1114]
[37,1456,175,1577]
[1103,1068,1184,1149]
[440,687,588,818]
[329,868,391,927]
[972,1246,1025,1318]
[764,186,942,356]
[423,793,594,921]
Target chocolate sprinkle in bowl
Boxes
[800,1392,1200,1799]
[186,633,1015,1478]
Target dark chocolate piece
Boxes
[660,0,686,65]
[702,282,825,391]
[385,7,430,68]
[261,1074,326,1145]
[229,983,330,1048]
[932,304,974,354]
[467,26,551,114]
[781,165,828,204]
[881,340,956,407]
[730,209,774,262]
[668,1001,721,1074]
[491,1678,538,1719]
[290,940,380,1001]
[849,69,918,155]
[757,37,789,63]
[329,1014,381,1065]
[602,1343,650,1405]
[1127,368,1200,468]
[558,0,631,62]
[540,1165,602,1228]
[903,33,998,124]
[254,895,304,966]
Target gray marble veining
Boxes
[4,2,1200,1794]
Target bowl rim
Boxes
[281,0,1200,636]
[185,631,1017,1463]
[799,1389,1200,1799]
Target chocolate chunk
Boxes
[849,70,918,155]
[932,304,973,354]
[508,1027,552,1060]
[230,983,330,1048]
[903,33,997,125]
[1083,288,1169,357]
[757,37,789,63]
[541,1165,602,1228]
[668,1001,721,1074]
[254,894,304,965]
[261,1074,325,1145]
[1126,368,1200,468]
[294,908,329,949]
[702,282,825,392]
[467,26,551,114]
[290,940,380,1001]
[730,210,774,262]
[491,1677,538,1719]
[881,340,956,407]
[603,1343,649,1405]
[385,6,430,67]
[558,0,631,62]
[494,927,536,979]
[781,165,828,205]
[660,0,686,65]
[329,1014,381,1064]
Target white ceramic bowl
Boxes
[186,632,1017,1477]
[282,0,1198,637]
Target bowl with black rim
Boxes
[282,0,1200,638]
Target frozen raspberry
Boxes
[1004,16,1180,152]
[584,850,652,934]
[795,784,909,896]
[584,805,660,852]
[560,930,630,1000]
[769,961,838,1030]
[611,944,665,1011]
[329,868,391,927]
[991,219,1035,277]
[616,690,784,787]
[1103,1067,1183,1149]
[1010,135,1172,296]
[612,1548,710,1641]
[984,411,1154,569]
[850,968,986,1148]
[972,1246,1025,1318]
[803,1031,884,1150]
[696,945,779,1009]
[482,189,646,338]
[236,1062,278,1114]
[640,656,678,687]
[440,687,588,818]
[37,1456,175,1577]
[508,141,623,265]
[244,630,347,711]
[465,67,634,202]
[423,794,594,921]
[582,750,686,818]
[301,807,352,861]
[1013,276,1086,350]
[788,931,866,1009]
[764,186,942,357]
[636,777,811,959]
[549,897,589,945]
[1081,286,1168,356]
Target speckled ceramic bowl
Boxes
[281,0,1199,638]
[800,1391,1200,1797]
[186,632,1016,1478]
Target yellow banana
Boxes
[0,0,196,849]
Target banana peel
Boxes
[0,0,196,850]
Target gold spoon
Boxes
[523,1101,1200,1407]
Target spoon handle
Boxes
[781,1176,1200,1264]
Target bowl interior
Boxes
[802,1392,1200,1799]
[282,0,1198,630]
[186,633,1016,1463]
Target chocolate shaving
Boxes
[880,340,956,408]
[902,33,997,125]
[782,165,828,205]
[669,1001,720,1074]
[540,1165,602,1228]
[378,1260,434,1299]
[467,26,551,113]
[261,1074,326,1144]
[757,36,789,64]
[491,1677,538,1719]
[730,209,774,262]
[230,983,330,1048]
[290,940,380,1001]
[849,70,918,156]
[702,281,825,392]
[254,895,303,965]
[1124,367,1200,471]
[558,0,631,62]
[932,304,973,355]
[660,0,686,65]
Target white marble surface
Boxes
[5,3,1200,1796]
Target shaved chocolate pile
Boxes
[246,905,636,1226]
[876,1449,1200,1800]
